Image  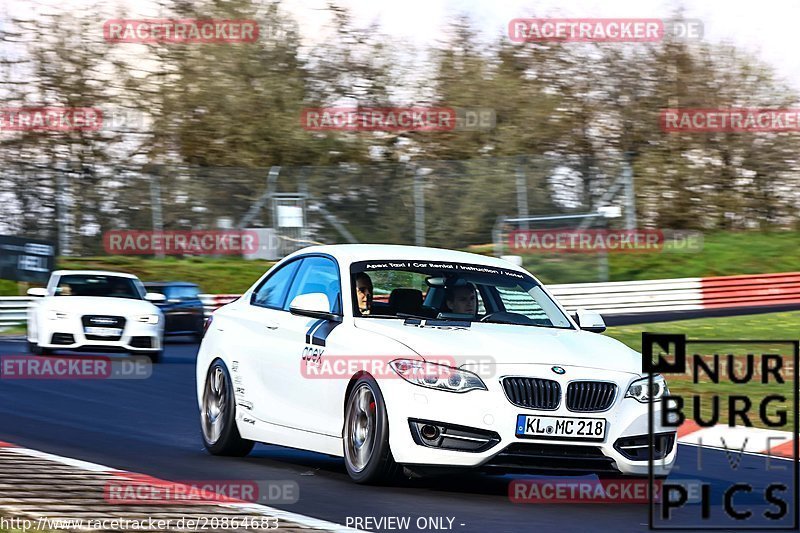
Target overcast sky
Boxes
[4,0,800,92]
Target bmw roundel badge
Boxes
[551,366,566,375]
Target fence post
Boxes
[150,172,164,259]
[56,169,70,256]
[624,154,637,230]
[516,161,529,230]
[414,169,425,247]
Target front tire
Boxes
[28,341,52,356]
[343,376,399,484]
[143,350,163,364]
[201,359,254,457]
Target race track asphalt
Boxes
[0,338,795,532]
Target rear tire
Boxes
[343,376,400,484]
[200,359,254,457]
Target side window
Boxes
[476,286,487,315]
[252,260,301,309]
[175,286,200,300]
[495,285,554,324]
[146,286,166,297]
[283,257,341,313]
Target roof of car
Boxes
[51,270,139,279]
[285,244,527,272]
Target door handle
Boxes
[265,321,279,330]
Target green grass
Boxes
[605,311,800,350]
[0,325,25,336]
[1,230,799,294]
[606,231,800,282]
[0,280,17,295]
[489,230,800,284]
[606,312,799,430]
[3,256,276,295]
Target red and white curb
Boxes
[0,440,359,532]
[677,421,795,458]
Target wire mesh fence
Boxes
[0,154,632,281]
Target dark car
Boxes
[143,282,205,340]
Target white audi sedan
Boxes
[197,245,676,483]
[27,270,166,362]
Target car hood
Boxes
[41,296,160,316]
[354,318,642,375]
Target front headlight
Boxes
[46,310,68,320]
[389,359,487,393]
[137,314,160,324]
[626,374,669,403]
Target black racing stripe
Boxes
[305,319,325,344]
[310,320,340,347]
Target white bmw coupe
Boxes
[27,270,166,362]
[197,245,676,483]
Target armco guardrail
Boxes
[2,273,799,329]
[0,297,32,328]
[700,272,800,309]
[549,277,704,315]
[197,273,800,320]
[0,295,236,329]
[549,272,800,324]
[199,294,240,317]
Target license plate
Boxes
[84,327,122,337]
[516,414,606,440]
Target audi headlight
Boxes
[626,374,668,403]
[389,359,486,393]
[46,310,68,320]
[137,314,160,324]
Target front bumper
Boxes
[37,317,163,353]
[382,364,677,476]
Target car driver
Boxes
[445,283,477,316]
[355,272,373,315]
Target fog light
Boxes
[420,424,441,441]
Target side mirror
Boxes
[145,292,167,303]
[574,308,606,333]
[289,293,341,322]
[27,288,48,297]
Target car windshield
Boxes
[350,260,573,329]
[144,285,166,295]
[55,275,144,300]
